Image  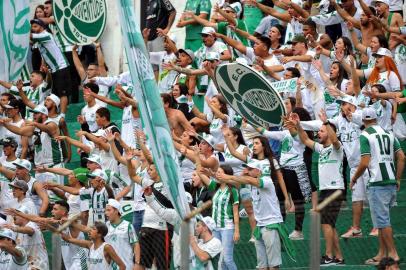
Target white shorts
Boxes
[255,227,282,268]
[350,167,369,202]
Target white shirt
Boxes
[363,68,401,92]
[141,179,168,230]
[81,103,102,133]
[193,237,222,270]
[314,142,345,190]
[0,246,28,270]
[149,51,178,93]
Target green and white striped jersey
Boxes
[210,182,239,229]
[9,82,51,119]
[31,31,68,72]
[49,24,73,53]
[360,125,402,186]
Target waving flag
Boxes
[0,0,30,83]
[117,0,189,218]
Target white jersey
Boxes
[222,144,246,176]
[179,153,195,184]
[9,83,50,120]
[25,177,42,212]
[0,157,18,213]
[82,76,109,107]
[121,106,141,149]
[105,220,138,269]
[31,31,68,72]
[66,193,81,217]
[149,51,178,93]
[81,103,102,133]
[207,112,231,145]
[193,237,222,270]
[363,68,401,92]
[15,198,37,216]
[33,118,63,166]
[314,142,345,190]
[88,242,110,270]
[16,222,49,270]
[61,228,88,270]
[262,130,305,167]
[141,179,168,230]
[80,187,109,223]
[132,166,147,211]
[0,246,28,270]
[360,125,401,186]
[372,101,393,132]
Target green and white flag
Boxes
[53,0,107,45]
[0,0,30,83]
[270,78,298,94]
[117,0,189,219]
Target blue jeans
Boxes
[132,210,145,235]
[213,229,237,270]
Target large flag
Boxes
[0,0,30,83]
[117,0,189,218]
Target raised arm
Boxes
[181,12,216,28]
[61,233,92,249]
[330,0,361,29]
[58,135,92,154]
[348,22,367,53]
[72,45,86,81]
[95,42,107,76]
[104,244,126,270]
[252,0,292,22]
[213,32,247,55]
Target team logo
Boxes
[53,0,107,45]
[214,63,286,128]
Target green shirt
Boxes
[243,2,264,34]
[217,20,249,59]
[184,0,212,40]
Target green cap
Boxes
[73,168,89,184]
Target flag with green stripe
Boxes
[0,0,30,85]
[117,0,190,219]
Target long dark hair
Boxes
[229,127,246,146]
[34,5,45,19]
[214,94,229,115]
[338,37,354,56]
[252,136,277,181]
[94,221,108,241]
[331,61,348,90]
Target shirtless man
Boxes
[161,93,194,137]
[373,0,403,45]
[330,0,384,46]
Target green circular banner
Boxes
[214,63,286,128]
[53,0,107,45]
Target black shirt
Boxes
[146,0,175,40]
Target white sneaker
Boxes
[289,230,304,240]
[249,236,256,243]
[239,208,248,218]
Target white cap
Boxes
[230,2,242,17]
[200,133,215,148]
[362,107,377,120]
[242,158,263,171]
[29,105,48,116]
[200,216,216,232]
[373,47,392,58]
[371,0,389,6]
[12,159,32,171]
[85,154,102,166]
[47,94,60,108]
[201,26,216,35]
[337,95,357,107]
[0,228,17,242]
[107,199,121,213]
[178,49,195,62]
[88,169,108,181]
[204,52,220,61]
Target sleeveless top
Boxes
[222,144,246,176]
[88,242,111,270]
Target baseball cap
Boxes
[287,35,307,45]
[201,26,216,36]
[371,0,389,6]
[0,228,17,242]
[85,154,102,166]
[87,169,108,181]
[9,180,29,193]
[242,158,263,171]
[198,133,215,148]
[107,199,121,213]
[198,216,216,232]
[178,49,195,62]
[30,19,46,28]
[362,107,377,120]
[0,137,18,148]
[229,2,242,17]
[73,168,89,184]
[372,47,392,58]
[46,94,60,108]
[204,52,220,61]
[12,159,32,171]
[3,99,20,109]
[337,95,357,107]
[29,105,48,116]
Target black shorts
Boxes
[319,189,344,228]
[51,67,72,97]
[139,227,172,270]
